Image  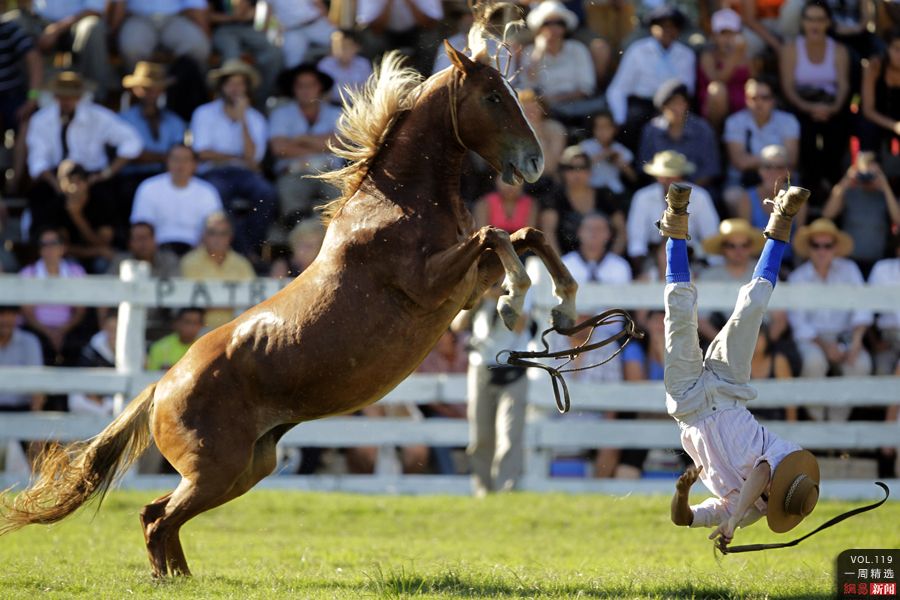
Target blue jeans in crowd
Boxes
[201,166,278,256]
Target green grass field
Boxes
[0,490,896,599]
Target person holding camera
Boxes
[822,151,900,277]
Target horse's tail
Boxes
[0,384,156,535]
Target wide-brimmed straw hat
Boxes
[793,218,854,258]
[526,1,579,31]
[208,59,261,90]
[642,150,695,178]
[123,61,175,89]
[702,218,765,255]
[47,71,91,97]
[767,450,820,533]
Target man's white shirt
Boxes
[130,173,223,246]
[627,182,720,258]
[27,100,142,177]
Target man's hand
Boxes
[225,96,250,121]
[676,464,702,493]
[65,193,88,215]
[15,99,38,123]
[821,339,845,364]
[809,104,833,122]
[671,465,701,526]
[709,515,738,548]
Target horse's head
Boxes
[444,41,544,185]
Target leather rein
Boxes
[495,309,645,414]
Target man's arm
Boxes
[821,169,852,219]
[108,1,127,33]
[709,460,770,545]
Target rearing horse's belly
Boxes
[178,261,473,426]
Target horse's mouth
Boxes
[502,163,525,185]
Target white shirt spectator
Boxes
[868,257,900,330]
[317,55,373,104]
[34,0,105,20]
[560,251,632,383]
[468,292,533,368]
[723,108,800,179]
[605,37,696,124]
[190,99,268,172]
[723,108,800,156]
[130,173,223,246]
[787,258,874,341]
[268,101,341,174]
[27,99,142,178]
[121,0,207,17]
[356,0,443,31]
[562,250,632,285]
[519,39,596,99]
[579,138,633,193]
[626,183,719,258]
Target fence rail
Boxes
[1,263,898,497]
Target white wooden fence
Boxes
[0,259,898,499]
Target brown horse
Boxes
[0,42,578,577]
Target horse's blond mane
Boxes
[316,2,521,226]
[316,52,424,225]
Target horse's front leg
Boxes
[409,226,530,329]
[466,227,578,330]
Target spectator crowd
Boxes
[0,0,898,486]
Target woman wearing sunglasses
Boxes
[787,218,873,421]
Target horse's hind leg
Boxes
[142,425,290,577]
[510,228,577,330]
[142,496,190,577]
[140,492,172,578]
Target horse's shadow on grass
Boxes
[357,567,832,599]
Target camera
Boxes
[855,171,876,184]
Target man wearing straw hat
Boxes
[659,182,820,546]
[787,218,873,422]
[120,62,187,178]
[26,71,142,238]
[189,59,277,258]
[696,218,775,344]
[626,150,719,273]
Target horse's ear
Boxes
[444,39,476,74]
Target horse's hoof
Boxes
[551,306,576,331]
[497,296,520,330]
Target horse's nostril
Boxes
[528,155,542,173]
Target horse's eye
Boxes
[487,93,502,104]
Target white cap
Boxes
[711,8,742,33]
